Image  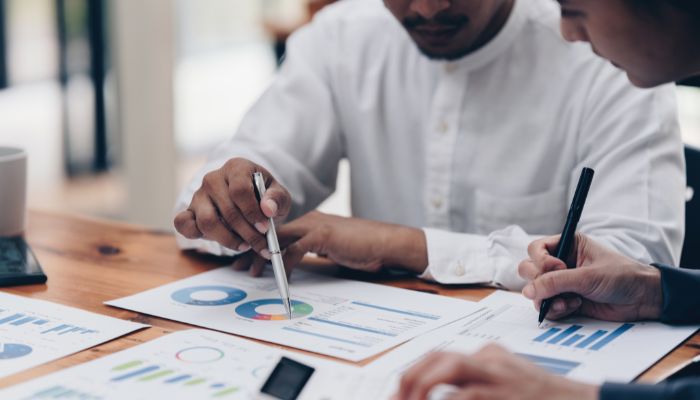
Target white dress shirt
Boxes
[175,0,685,290]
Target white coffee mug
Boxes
[0,147,27,237]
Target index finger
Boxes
[527,235,560,263]
[526,268,593,302]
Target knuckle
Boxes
[317,224,333,239]
[539,275,554,293]
[221,207,243,227]
[527,240,538,255]
[224,157,247,170]
[197,213,219,233]
[173,213,188,230]
[247,234,267,250]
[229,182,250,202]
[517,260,529,276]
[201,172,217,191]
[241,207,262,223]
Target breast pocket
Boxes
[474,186,568,235]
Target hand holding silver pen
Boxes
[253,172,293,319]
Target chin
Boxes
[415,44,473,61]
[626,71,672,89]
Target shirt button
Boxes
[444,63,457,73]
[453,262,465,276]
[431,196,444,209]
[437,120,449,134]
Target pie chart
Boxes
[175,346,224,363]
[171,286,247,306]
[0,343,32,359]
[235,299,313,321]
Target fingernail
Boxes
[553,300,565,311]
[261,249,272,260]
[265,199,278,216]
[255,221,269,234]
[522,284,534,299]
[569,297,582,309]
[238,243,251,252]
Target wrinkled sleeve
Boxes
[420,66,683,291]
[173,13,344,255]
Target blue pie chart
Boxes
[171,285,247,306]
[0,343,32,359]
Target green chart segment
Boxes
[21,385,103,400]
[109,359,239,397]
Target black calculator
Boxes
[0,237,47,286]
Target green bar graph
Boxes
[213,387,240,397]
[185,378,207,386]
[112,360,143,371]
[139,369,174,381]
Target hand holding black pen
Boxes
[537,167,595,325]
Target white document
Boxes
[366,291,698,385]
[0,329,390,400]
[105,268,479,361]
[0,291,148,379]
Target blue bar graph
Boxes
[534,328,561,342]
[548,325,583,345]
[0,313,24,325]
[32,319,49,325]
[590,324,634,351]
[575,330,608,349]
[111,365,160,382]
[562,334,584,347]
[42,324,72,334]
[516,353,580,376]
[10,316,36,326]
[59,327,85,335]
[165,374,192,384]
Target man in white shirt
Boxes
[174,0,684,290]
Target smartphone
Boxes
[0,237,47,286]
[258,357,315,400]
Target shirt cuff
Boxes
[419,226,528,289]
[175,231,241,257]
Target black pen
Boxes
[538,167,595,326]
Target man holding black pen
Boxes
[396,1,700,399]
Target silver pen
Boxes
[252,172,293,319]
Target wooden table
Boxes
[0,211,698,389]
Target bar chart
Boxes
[108,352,241,398]
[19,385,102,400]
[0,292,145,380]
[0,310,99,336]
[533,323,635,351]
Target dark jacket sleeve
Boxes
[599,265,700,399]
[653,264,700,324]
[600,379,700,400]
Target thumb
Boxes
[524,268,593,302]
[281,229,325,277]
[261,180,291,219]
